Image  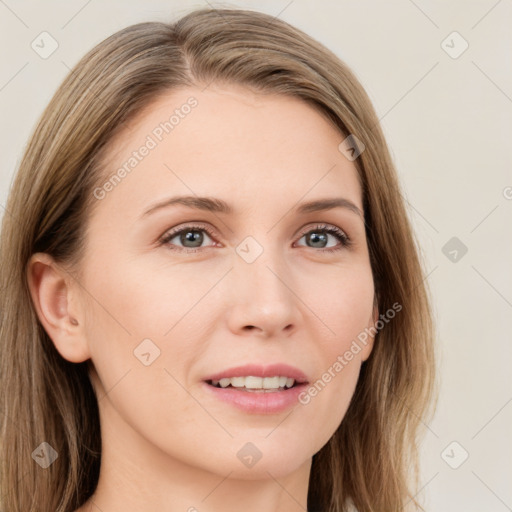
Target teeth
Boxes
[218,378,231,388]
[211,376,297,390]
[246,376,263,389]
[230,377,246,387]
[262,376,280,389]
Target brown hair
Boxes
[0,7,436,511]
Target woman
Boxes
[0,7,436,512]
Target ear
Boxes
[361,300,379,362]
[26,252,91,363]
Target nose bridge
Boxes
[227,239,300,335]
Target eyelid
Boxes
[296,222,349,239]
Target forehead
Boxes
[92,84,363,219]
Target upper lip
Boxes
[203,363,309,384]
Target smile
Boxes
[207,375,298,391]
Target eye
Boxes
[159,222,351,254]
[295,223,351,252]
[159,223,218,253]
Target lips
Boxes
[202,363,309,384]
[201,364,310,414]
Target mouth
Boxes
[201,364,310,413]
[205,375,305,393]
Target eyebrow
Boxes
[141,195,363,219]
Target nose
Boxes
[225,247,302,338]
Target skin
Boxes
[28,83,378,512]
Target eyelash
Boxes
[159,222,352,254]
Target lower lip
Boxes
[202,382,309,414]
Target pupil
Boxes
[181,230,203,248]
[309,232,327,248]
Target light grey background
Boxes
[1,1,511,510]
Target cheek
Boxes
[80,252,223,404]
[80,256,208,463]
[297,357,362,458]
[292,262,374,445]
[90,253,228,339]
[81,248,205,343]
[304,259,375,346]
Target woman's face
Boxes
[71,84,377,479]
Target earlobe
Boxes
[27,253,90,363]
